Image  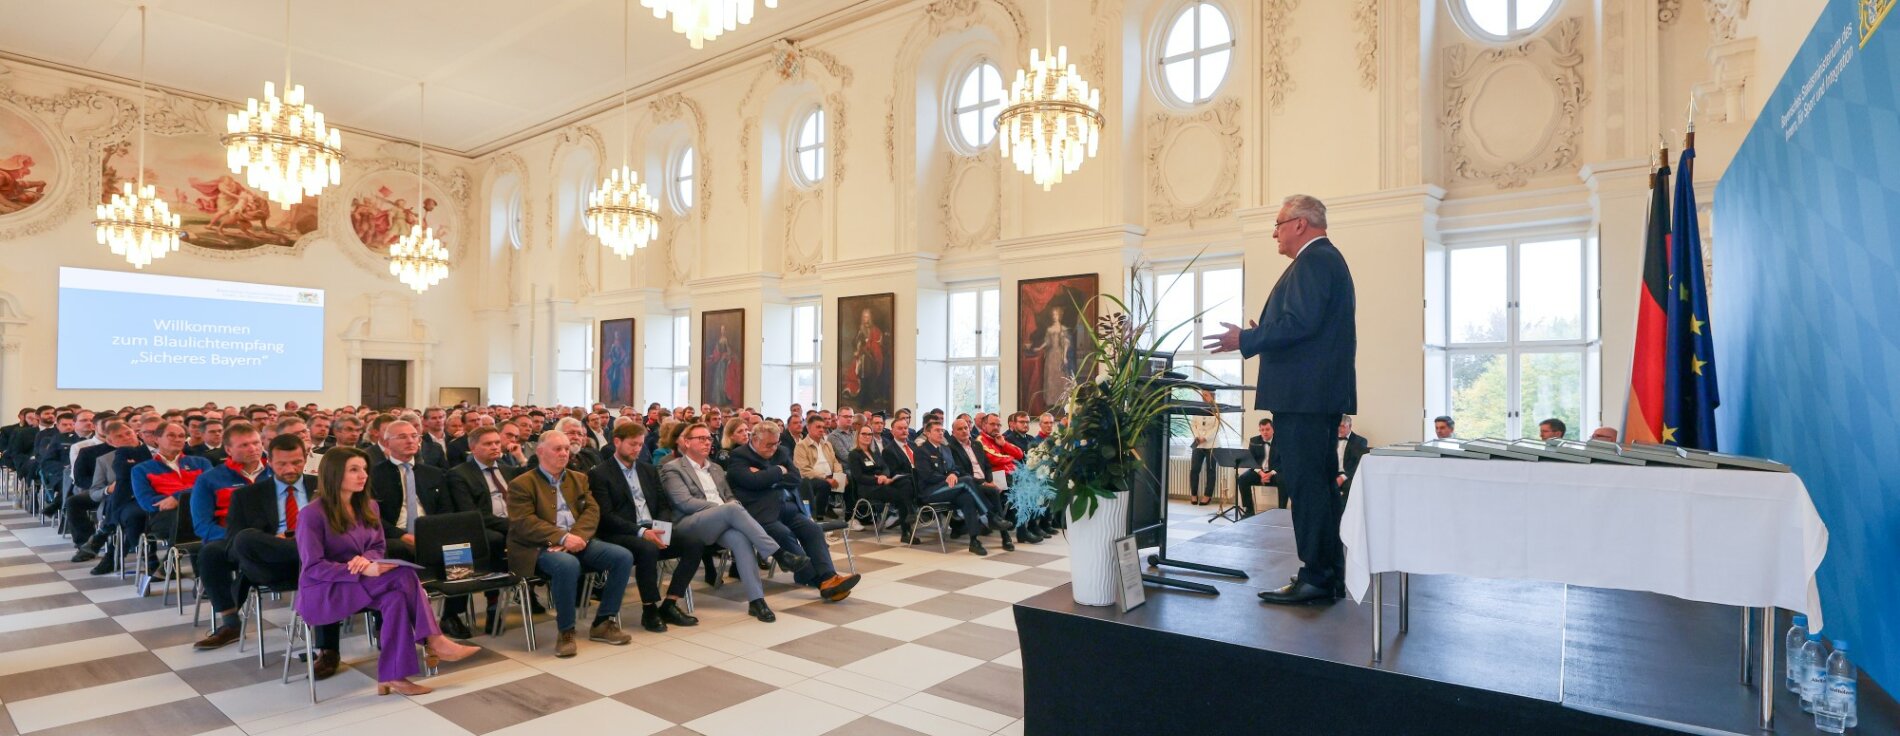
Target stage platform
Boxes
[1014,510,1897,735]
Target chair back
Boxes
[414,511,493,579]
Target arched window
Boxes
[1158,1,1234,106]
[1452,0,1559,41]
[506,188,524,249]
[951,60,1005,152]
[792,107,826,187]
[672,146,696,212]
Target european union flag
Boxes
[1664,146,1720,450]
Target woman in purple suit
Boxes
[296,448,480,696]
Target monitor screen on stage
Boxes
[57,267,324,392]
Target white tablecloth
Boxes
[1340,455,1829,630]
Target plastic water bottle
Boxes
[1815,640,1858,732]
[1785,614,1810,693]
[1800,632,1828,713]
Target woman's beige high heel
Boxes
[427,639,481,664]
[378,679,433,696]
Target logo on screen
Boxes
[297,291,319,304]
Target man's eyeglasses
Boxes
[1274,217,1300,229]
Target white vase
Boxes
[1065,490,1131,607]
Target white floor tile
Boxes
[0,604,103,635]
[712,654,808,688]
[113,605,198,632]
[937,559,1031,579]
[957,580,1048,604]
[82,584,144,603]
[705,611,831,648]
[487,697,671,736]
[686,689,861,736]
[204,666,380,725]
[786,676,891,715]
[996,717,1026,735]
[0,632,142,676]
[407,659,541,705]
[898,691,1016,732]
[241,693,415,736]
[648,636,739,665]
[6,672,199,732]
[0,562,53,578]
[969,608,1017,632]
[0,580,71,602]
[814,668,917,703]
[741,647,835,679]
[843,609,961,642]
[309,703,473,735]
[841,643,984,692]
[543,646,704,696]
[990,649,1022,668]
[848,581,945,608]
[867,702,994,736]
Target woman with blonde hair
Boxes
[651,418,684,464]
[295,448,479,696]
[715,417,750,470]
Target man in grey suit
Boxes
[658,423,807,623]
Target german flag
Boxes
[1622,154,1670,445]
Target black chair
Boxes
[415,511,534,650]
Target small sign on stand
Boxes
[1113,534,1146,612]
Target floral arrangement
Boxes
[1009,261,1209,522]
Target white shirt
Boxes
[478,462,509,517]
[68,436,102,483]
[1190,416,1218,445]
[1336,437,1348,475]
[687,455,724,504]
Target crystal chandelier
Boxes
[588,0,662,258]
[94,5,184,270]
[641,0,777,49]
[388,83,449,293]
[221,0,342,207]
[997,0,1103,191]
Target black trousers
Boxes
[1188,447,1216,498]
[230,529,339,649]
[1274,412,1343,589]
[800,477,839,519]
[860,481,917,531]
[65,493,101,544]
[1235,469,1281,515]
[598,532,705,602]
[197,538,242,613]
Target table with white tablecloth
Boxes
[1339,454,1829,727]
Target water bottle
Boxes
[1785,614,1810,693]
[1815,640,1858,732]
[1800,632,1828,713]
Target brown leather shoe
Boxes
[555,628,578,658]
[192,626,241,651]
[312,649,341,680]
[588,618,632,646]
[818,573,862,603]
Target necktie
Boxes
[484,466,507,517]
[401,462,420,532]
[284,486,299,535]
[901,442,913,466]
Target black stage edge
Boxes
[1015,510,1899,736]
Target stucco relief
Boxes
[1442,17,1586,189]
[782,189,822,275]
[1146,97,1241,226]
[939,151,999,250]
[1261,0,1300,110]
[1353,0,1379,90]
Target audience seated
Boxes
[586,421,701,633]
[68,419,131,560]
[1432,415,1455,439]
[659,423,808,622]
[915,421,1010,556]
[1236,417,1282,516]
[442,424,522,632]
[1538,418,1567,441]
[504,431,634,658]
[948,417,1015,552]
[725,422,861,599]
[124,421,212,583]
[793,417,847,522]
[296,448,479,696]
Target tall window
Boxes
[672,146,695,212]
[1439,236,1598,439]
[790,301,821,409]
[947,284,1001,414]
[1150,263,1245,452]
[556,321,593,405]
[1453,0,1559,41]
[792,107,826,187]
[1158,1,1234,106]
[951,60,1005,152]
[670,311,690,407]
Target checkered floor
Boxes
[0,497,1224,736]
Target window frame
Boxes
[1144,259,1246,455]
[1448,0,1562,43]
[945,282,1002,415]
[788,300,822,410]
[948,58,1006,154]
[1437,231,1598,439]
[791,106,826,188]
[1154,0,1237,108]
[670,145,696,214]
[556,321,595,406]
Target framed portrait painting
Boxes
[837,293,895,416]
[701,309,746,409]
[598,318,635,409]
[1017,273,1099,417]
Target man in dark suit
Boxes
[91,415,160,575]
[1336,415,1370,494]
[588,421,702,633]
[915,422,1004,556]
[1236,417,1283,516]
[726,423,860,600]
[419,407,450,468]
[1209,193,1357,605]
[446,414,492,469]
[444,425,529,629]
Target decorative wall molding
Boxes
[649,93,712,223]
[939,151,1000,250]
[325,153,474,276]
[0,95,85,240]
[1693,38,1758,125]
[1352,0,1380,90]
[1658,0,1683,26]
[883,94,897,177]
[737,38,854,205]
[1145,97,1242,226]
[1705,0,1751,41]
[1442,17,1588,189]
[1261,0,1301,110]
[782,189,822,275]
